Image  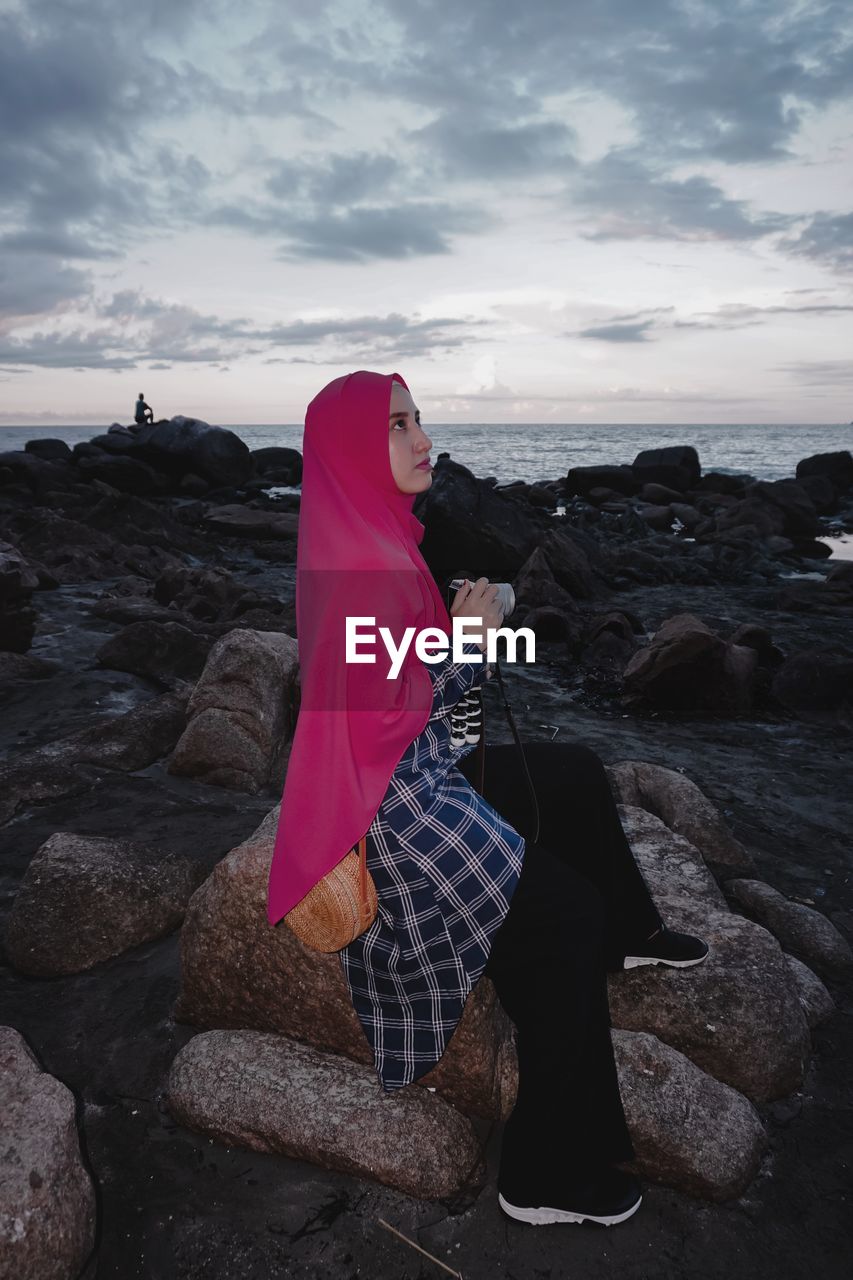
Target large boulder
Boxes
[622,613,758,715]
[632,446,701,493]
[606,760,756,874]
[724,879,853,978]
[173,808,516,1121]
[414,457,549,581]
[0,1028,96,1279]
[613,1029,766,1201]
[607,892,812,1103]
[165,1030,485,1201]
[4,832,207,977]
[91,416,253,487]
[795,450,853,493]
[770,650,853,729]
[169,628,300,792]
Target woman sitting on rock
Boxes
[267,369,709,1228]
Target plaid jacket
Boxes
[338,641,526,1091]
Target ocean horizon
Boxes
[3,421,852,487]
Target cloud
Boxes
[579,320,657,342]
[782,212,853,273]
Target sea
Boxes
[3,421,852,486]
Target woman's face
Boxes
[388,381,433,494]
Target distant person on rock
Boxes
[134,393,154,426]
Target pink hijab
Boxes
[266,370,454,926]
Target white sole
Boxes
[498,1190,642,1226]
[623,949,709,970]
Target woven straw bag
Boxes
[283,835,377,952]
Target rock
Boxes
[622,613,758,715]
[251,446,303,485]
[747,480,819,538]
[96,620,212,684]
[640,482,685,504]
[795,450,853,494]
[111,416,253,487]
[632,446,701,493]
[605,760,756,874]
[607,895,812,1103]
[714,497,786,540]
[783,955,836,1028]
[636,503,674,531]
[770,651,853,728]
[613,1029,766,1201]
[0,1027,96,1279]
[582,612,641,671]
[164,1030,485,1200]
[173,807,515,1121]
[670,502,703,530]
[415,457,549,581]
[23,439,73,462]
[202,505,299,539]
[696,472,754,495]
[614,805,732,906]
[566,464,640,498]
[4,832,207,976]
[796,473,839,514]
[724,879,853,978]
[539,525,608,599]
[75,453,164,496]
[168,628,300,792]
[0,541,40,652]
[0,690,189,824]
[513,545,581,618]
[776,575,853,615]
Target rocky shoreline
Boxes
[1,416,851,1279]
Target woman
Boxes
[267,369,709,1228]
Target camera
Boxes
[447,577,516,620]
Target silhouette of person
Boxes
[135,393,154,425]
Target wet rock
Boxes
[96,619,212,684]
[581,612,641,670]
[783,955,836,1027]
[632,446,701,493]
[724,879,853,978]
[4,831,207,976]
[0,1027,96,1280]
[613,1029,766,1201]
[770,650,853,728]
[622,613,758,715]
[714,497,786,540]
[169,628,299,792]
[0,690,189,824]
[636,503,674,531]
[0,541,40,653]
[795,450,853,493]
[607,895,812,1103]
[513,545,581,616]
[607,755,755,873]
[75,453,164,496]
[776,575,853,615]
[165,1030,486,1200]
[173,808,515,1121]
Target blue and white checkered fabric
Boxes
[338,641,526,1091]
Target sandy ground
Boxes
[1,559,851,1279]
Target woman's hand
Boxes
[449,577,504,653]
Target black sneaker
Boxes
[623,924,710,970]
[498,1166,642,1226]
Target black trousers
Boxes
[456,741,664,1199]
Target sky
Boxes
[1,0,852,426]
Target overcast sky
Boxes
[1,0,852,426]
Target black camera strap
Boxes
[478,656,541,845]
